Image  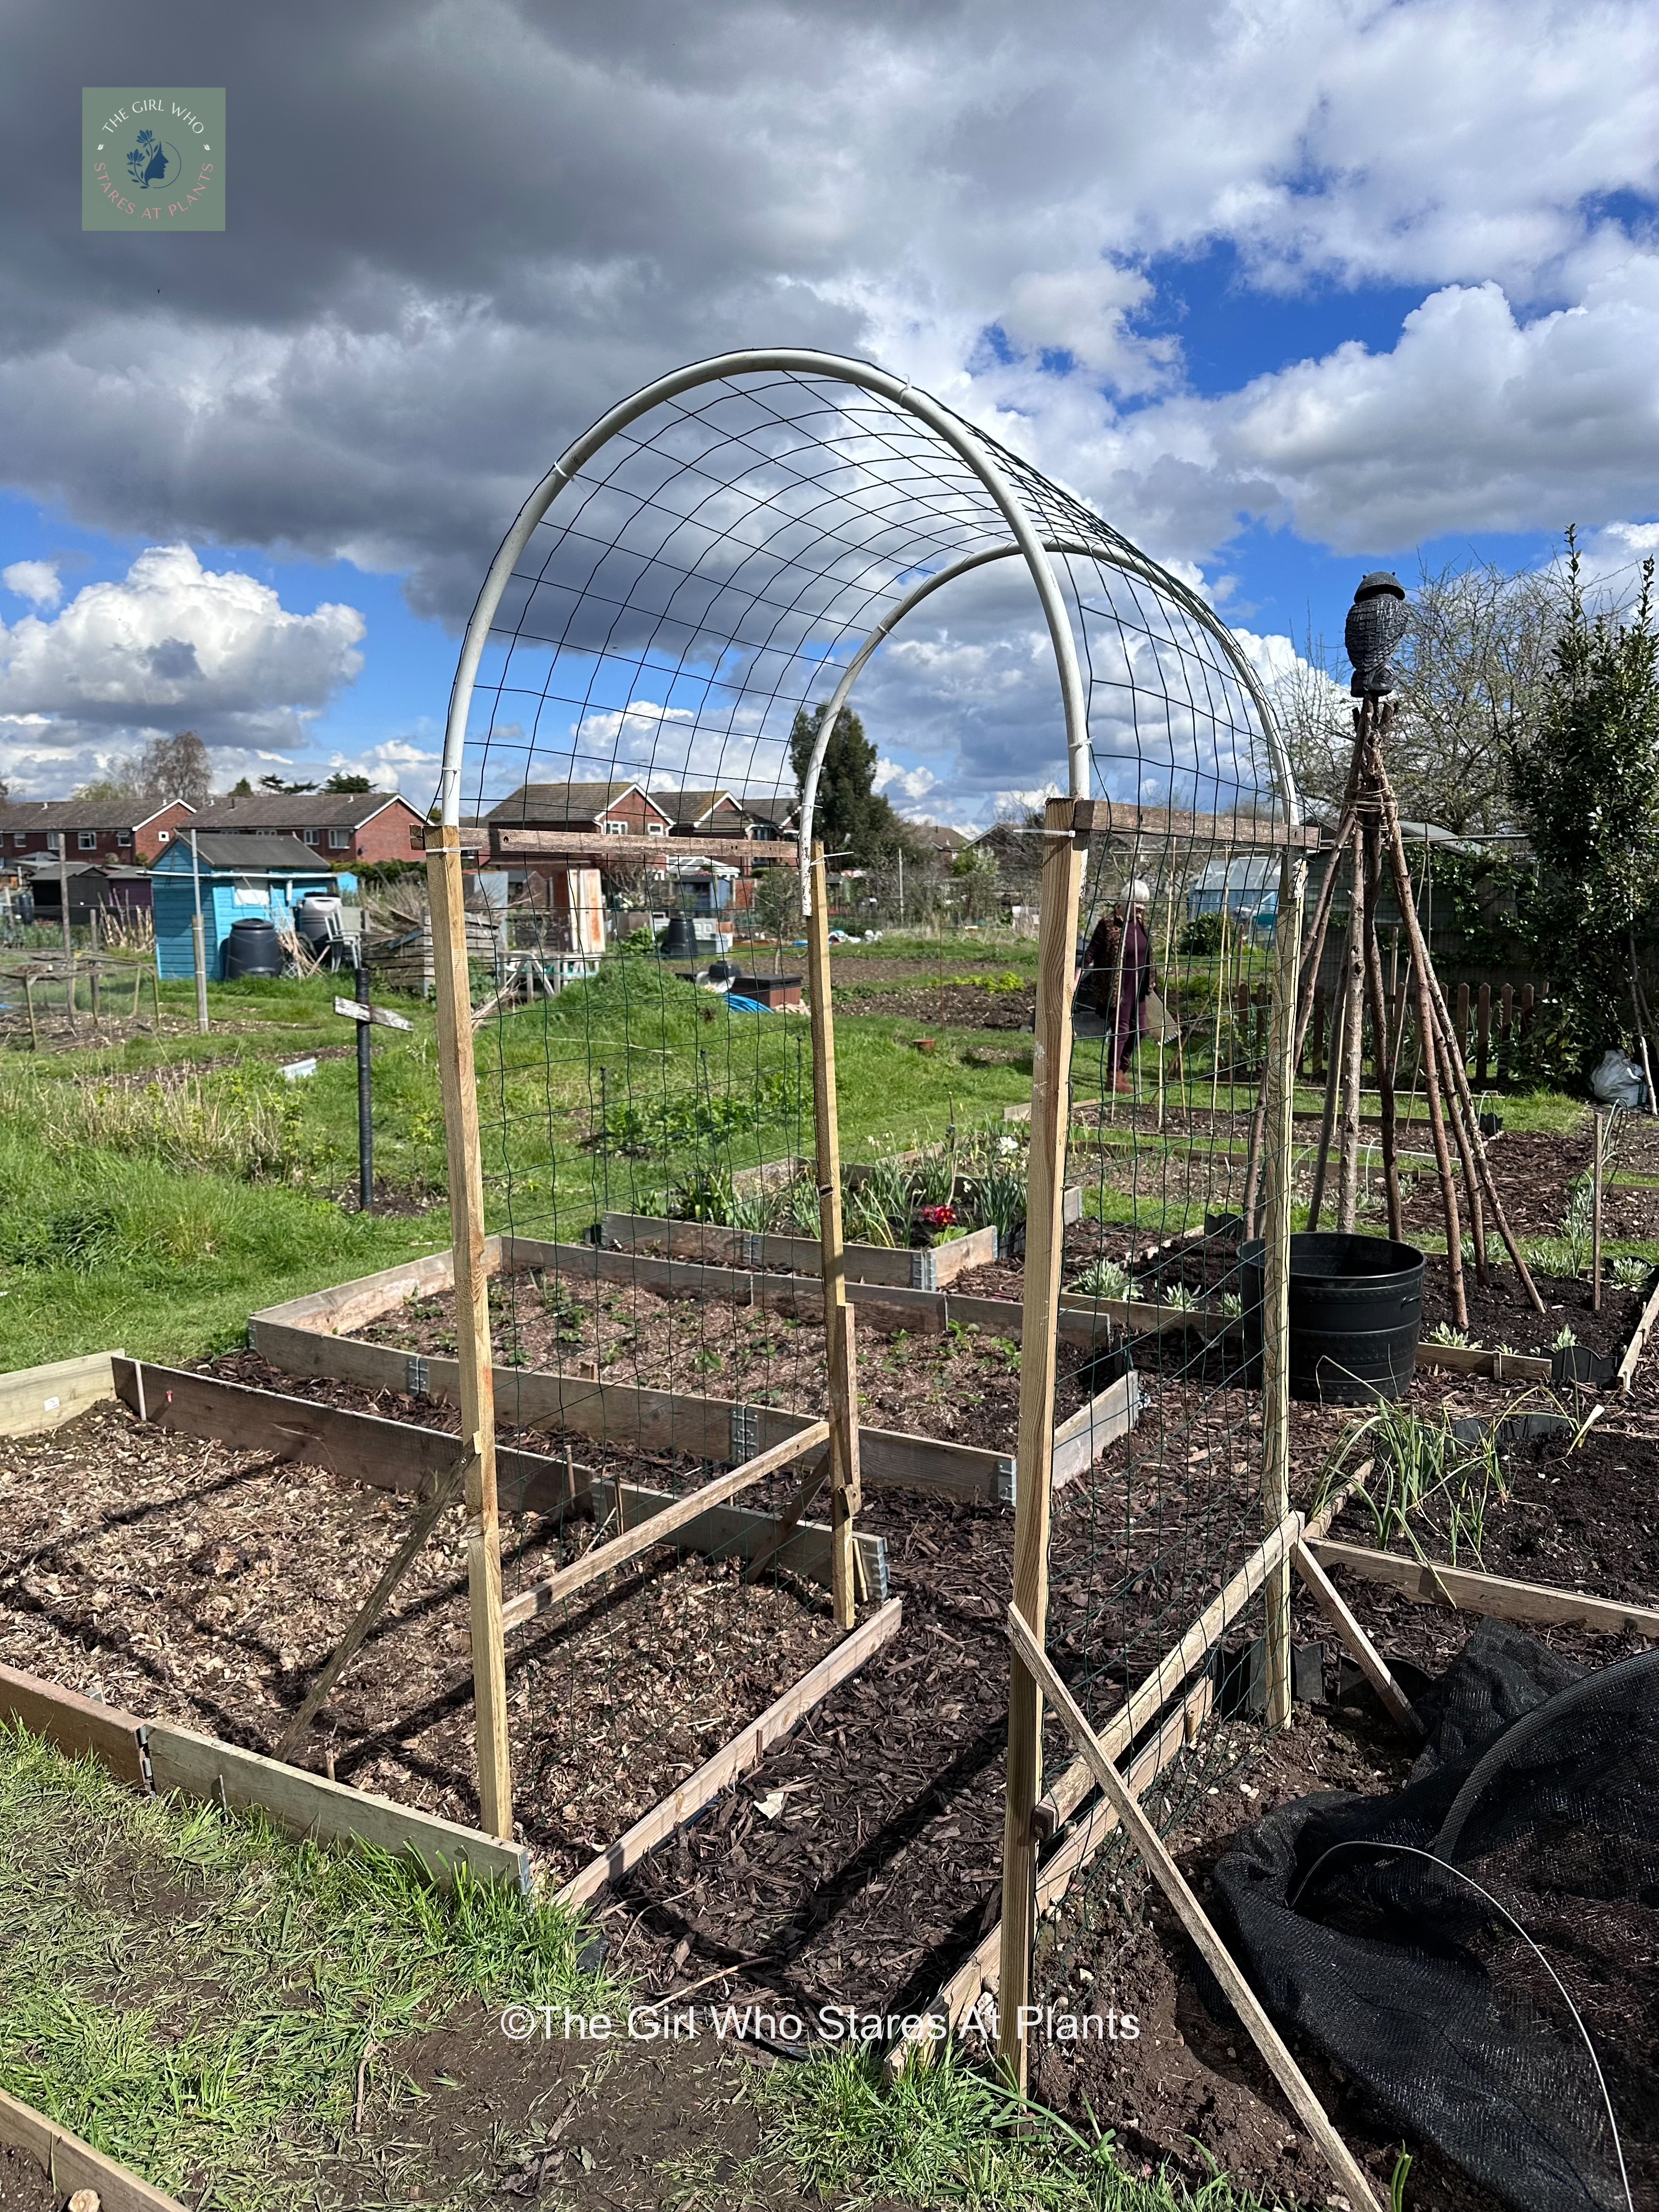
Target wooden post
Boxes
[22,975,38,1052]
[806,847,860,1631]
[88,909,101,1028]
[131,959,144,1018]
[997,793,1089,2094]
[426,827,513,1840]
[1592,1110,1605,1316]
[150,964,163,1039]
[1336,822,1365,1233]
[1310,986,1325,1080]
[1261,843,1304,1730]
[1359,818,1402,1240]
[188,828,209,1034]
[1476,982,1491,1086]
[1455,982,1471,1067]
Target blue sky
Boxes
[3,0,1656,820]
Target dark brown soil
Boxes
[833,981,1037,1029]
[0,2146,55,2211]
[0,1403,843,1876]
[356,1267,1076,1452]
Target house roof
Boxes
[0,798,193,833]
[486,781,667,826]
[737,794,799,829]
[190,792,415,831]
[649,788,743,827]
[156,833,333,872]
[905,818,971,853]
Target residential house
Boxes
[0,797,194,864]
[485,781,676,843]
[189,791,427,864]
[651,788,752,839]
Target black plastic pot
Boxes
[222,917,283,980]
[659,915,699,960]
[1242,1231,1425,1403]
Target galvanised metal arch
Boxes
[437,347,1300,861]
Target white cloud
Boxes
[2,560,60,610]
[0,545,364,795]
[873,759,941,805]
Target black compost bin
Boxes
[222,917,283,980]
[1241,1231,1424,1403]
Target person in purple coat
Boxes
[1081,879,1154,1090]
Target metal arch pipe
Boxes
[435,348,1091,826]
[794,536,1300,911]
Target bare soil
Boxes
[0,2147,55,2212]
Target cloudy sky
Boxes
[2,0,1656,819]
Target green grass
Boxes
[0,1721,611,2209]
[763,2045,1277,2212]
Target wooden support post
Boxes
[808,846,860,1630]
[1306,911,1347,1233]
[1520,981,1534,1035]
[1291,1539,1424,1737]
[88,908,101,1027]
[1500,982,1514,1079]
[22,974,37,1052]
[1476,982,1492,1086]
[1261,843,1303,1730]
[1359,818,1402,1240]
[996,792,1089,2094]
[1310,986,1325,1080]
[426,826,512,1841]
[1337,821,1365,1233]
[1455,981,1470,1064]
[131,958,144,1017]
[1006,1604,1384,2212]
[1592,1109,1606,1315]
[190,912,210,1034]
[150,963,163,1038]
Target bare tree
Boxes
[74,730,215,808]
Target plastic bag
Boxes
[1590,1047,1648,1107]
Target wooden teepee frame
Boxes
[1282,696,1544,1333]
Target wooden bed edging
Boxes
[249,1308,1018,1504]
[0,2084,185,2212]
[110,1360,887,1606]
[596,1211,1000,1290]
[0,1348,120,1438]
[1307,1537,1659,1639]
[1616,1263,1659,1392]
[144,1723,533,1892]
[0,1652,532,1894]
[0,1658,149,1789]
[558,1598,903,1910]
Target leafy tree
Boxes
[323,771,372,793]
[753,860,803,944]
[229,776,254,795]
[259,772,319,795]
[788,703,915,864]
[1511,534,1659,1074]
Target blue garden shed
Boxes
[152,834,353,979]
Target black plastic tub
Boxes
[1242,1231,1425,1403]
[222,917,283,979]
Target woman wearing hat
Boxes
[1081,879,1154,1092]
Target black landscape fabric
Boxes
[1212,1618,1657,2212]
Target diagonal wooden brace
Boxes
[1006,1601,1384,2212]
[1291,1539,1424,1738]
[275,1436,477,1760]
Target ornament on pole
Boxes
[1344,571,1408,698]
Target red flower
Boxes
[918,1203,957,1228]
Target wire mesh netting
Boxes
[415,356,1297,1976]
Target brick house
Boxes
[0,797,194,864]
[650,788,753,839]
[189,791,427,865]
[484,781,677,845]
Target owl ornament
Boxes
[1344,571,1409,698]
